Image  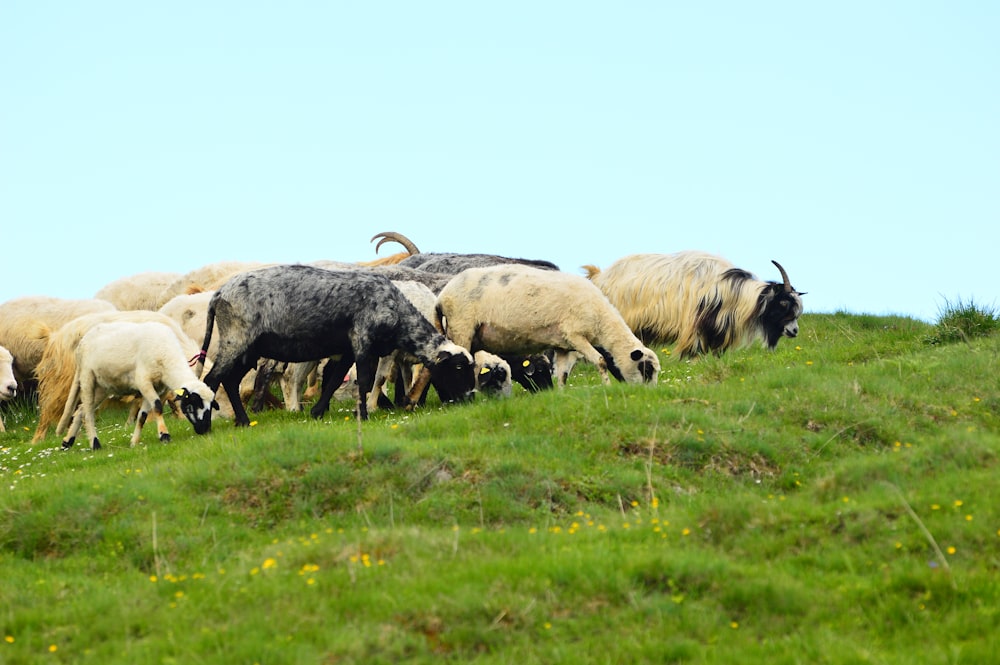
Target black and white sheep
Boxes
[583,252,805,358]
[196,264,477,424]
[0,345,18,433]
[58,321,218,450]
[434,264,660,387]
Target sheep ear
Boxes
[175,387,188,397]
[211,400,219,410]
[479,366,491,375]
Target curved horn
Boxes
[370,231,420,256]
[771,260,793,292]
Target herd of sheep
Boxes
[0,232,805,449]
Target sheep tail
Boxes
[194,297,216,378]
[188,350,207,368]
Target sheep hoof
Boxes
[91,439,101,451]
[61,438,75,450]
[160,433,171,443]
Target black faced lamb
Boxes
[196,264,476,424]
[58,321,218,450]
[434,264,660,387]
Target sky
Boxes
[2,2,997,322]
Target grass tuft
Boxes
[928,295,1000,344]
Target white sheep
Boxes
[95,271,182,311]
[0,345,18,433]
[58,321,218,450]
[154,260,274,309]
[0,296,117,390]
[435,264,660,387]
[32,310,207,443]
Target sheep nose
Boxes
[784,323,799,338]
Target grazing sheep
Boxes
[95,271,182,310]
[503,353,554,393]
[0,296,117,391]
[58,321,217,450]
[435,264,660,387]
[583,252,805,358]
[32,310,207,444]
[197,264,477,424]
[371,231,560,275]
[0,345,18,433]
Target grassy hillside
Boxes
[1,312,998,664]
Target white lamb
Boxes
[0,345,18,432]
[435,264,660,387]
[58,321,218,450]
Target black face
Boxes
[178,391,218,435]
[505,354,554,392]
[760,286,803,349]
[631,349,658,383]
[477,365,510,394]
[429,351,477,404]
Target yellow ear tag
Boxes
[522,360,531,367]
[175,388,187,397]
[480,367,490,375]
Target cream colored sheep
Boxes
[154,261,274,309]
[435,264,660,387]
[0,296,117,389]
[95,271,182,310]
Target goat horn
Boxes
[370,231,420,256]
[771,260,793,292]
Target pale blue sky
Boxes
[3,2,997,322]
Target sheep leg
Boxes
[133,386,170,445]
[79,378,105,450]
[556,339,611,386]
[204,355,257,426]
[353,354,379,422]
[367,354,396,413]
[131,398,154,446]
[310,356,353,420]
[281,360,317,412]
[404,367,433,410]
[394,362,414,407]
[61,404,85,449]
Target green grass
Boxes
[927,296,1000,344]
[1,312,999,663]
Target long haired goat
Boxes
[583,252,805,358]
